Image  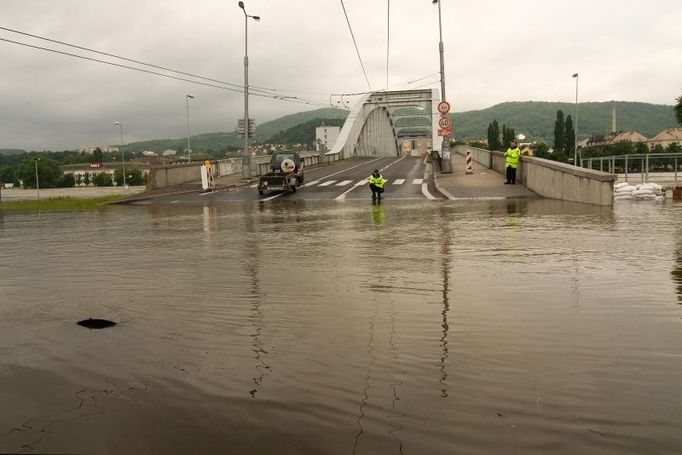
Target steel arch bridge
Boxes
[329,89,442,159]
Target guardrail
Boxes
[581,153,681,185]
[454,145,616,205]
[147,150,342,189]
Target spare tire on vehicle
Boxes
[280,158,296,173]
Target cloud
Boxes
[1,0,680,150]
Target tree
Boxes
[553,110,565,153]
[92,172,113,187]
[75,174,83,186]
[0,165,15,184]
[676,94,682,125]
[16,156,62,188]
[486,123,494,150]
[92,147,103,163]
[491,120,501,150]
[83,172,91,186]
[113,167,145,186]
[667,142,682,154]
[500,124,515,150]
[58,173,76,188]
[564,115,575,158]
[533,143,551,159]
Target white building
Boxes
[79,145,119,154]
[315,125,340,153]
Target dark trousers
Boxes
[506,166,517,184]
[370,184,384,199]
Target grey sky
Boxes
[1,0,680,151]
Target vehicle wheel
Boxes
[258,190,264,196]
[291,185,297,192]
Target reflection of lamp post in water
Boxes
[114,121,126,187]
[34,157,40,200]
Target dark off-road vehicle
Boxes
[257,152,304,195]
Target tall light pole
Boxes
[114,121,126,187]
[433,0,452,173]
[34,157,40,200]
[238,1,260,179]
[572,73,579,166]
[186,94,194,163]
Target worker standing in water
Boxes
[504,140,521,185]
[368,169,385,201]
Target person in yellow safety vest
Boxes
[504,140,521,185]
[368,169,386,201]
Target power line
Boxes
[0,36,331,108]
[339,0,372,91]
[0,26,334,107]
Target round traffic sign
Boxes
[437,101,451,115]
[438,116,451,128]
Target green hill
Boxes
[268,118,346,146]
[121,107,349,154]
[0,149,26,156]
[451,101,677,144]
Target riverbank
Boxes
[0,186,146,202]
[0,195,125,211]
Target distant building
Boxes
[586,130,648,148]
[647,127,682,149]
[79,145,119,154]
[142,150,158,157]
[162,149,177,157]
[315,125,340,153]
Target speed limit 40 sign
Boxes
[438,115,451,129]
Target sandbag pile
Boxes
[614,182,665,201]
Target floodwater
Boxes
[0,199,681,454]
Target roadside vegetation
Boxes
[0,196,123,211]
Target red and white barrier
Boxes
[465,151,473,175]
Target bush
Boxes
[92,172,113,187]
[58,173,76,188]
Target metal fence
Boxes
[581,153,681,184]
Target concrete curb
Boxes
[432,171,456,200]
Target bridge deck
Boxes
[434,153,538,200]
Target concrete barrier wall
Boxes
[148,151,339,189]
[454,145,616,205]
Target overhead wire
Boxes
[339,0,372,91]
[0,27,332,108]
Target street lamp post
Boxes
[34,157,40,200]
[186,94,194,163]
[238,1,260,179]
[572,73,579,166]
[433,0,452,173]
[114,121,126,187]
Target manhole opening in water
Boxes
[77,318,117,329]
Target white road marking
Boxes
[249,184,257,188]
[412,178,423,185]
[170,200,181,204]
[319,180,336,187]
[302,180,319,187]
[393,179,405,185]
[200,191,214,196]
[335,180,353,186]
[355,179,368,186]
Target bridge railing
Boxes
[581,153,681,185]
[455,144,616,205]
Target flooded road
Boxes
[1,199,681,454]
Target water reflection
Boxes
[673,227,682,304]
[242,205,270,398]
[438,209,451,399]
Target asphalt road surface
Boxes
[140,156,444,204]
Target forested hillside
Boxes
[451,101,677,144]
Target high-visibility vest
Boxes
[505,147,521,168]
[369,174,385,188]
